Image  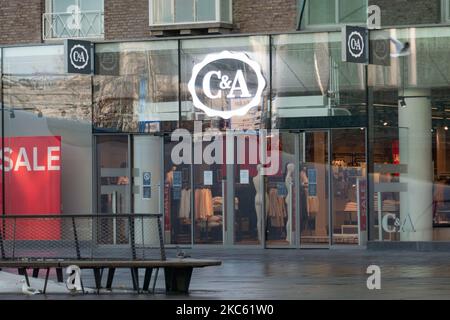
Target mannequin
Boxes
[285,163,295,243]
[253,164,263,242]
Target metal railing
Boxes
[0,214,165,261]
[43,11,104,40]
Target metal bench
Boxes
[0,214,221,294]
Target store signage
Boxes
[0,136,61,240]
[65,39,94,75]
[188,51,266,119]
[342,26,369,64]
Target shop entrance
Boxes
[95,135,163,246]
[264,128,366,248]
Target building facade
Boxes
[0,0,449,249]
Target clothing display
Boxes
[268,188,287,228]
[195,188,213,220]
[178,188,191,219]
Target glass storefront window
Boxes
[94,41,179,133]
[2,46,93,225]
[272,33,366,129]
[369,27,450,241]
[308,0,335,25]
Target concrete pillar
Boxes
[399,88,433,241]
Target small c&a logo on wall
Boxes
[70,44,89,70]
[348,31,364,59]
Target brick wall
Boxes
[0,0,44,45]
[233,0,298,33]
[370,0,441,26]
[105,0,151,40]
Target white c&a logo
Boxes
[70,44,89,70]
[348,31,364,58]
[188,51,266,119]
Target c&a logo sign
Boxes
[188,51,266,119]
[65,39,93,75]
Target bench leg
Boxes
[106,268,115,290]
[43,268,50,294]
[152,268,159,294]
[93,268,103,294]
[130,268,139,293]
[164,267,193,294]
[18,268,30,287]
[143,268,153,292]
[56,268,64,283]
[32,268,40,278]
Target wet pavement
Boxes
[1,248,450,300]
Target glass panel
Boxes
[234,133,263,245]
[308,0,335,25]
[272,33,366,127]
[175,0,194,23]
[96,135,130,245]
[3,67,93,240]
[152,0,173,24]
[3,46,65,75]
[299,131,330,246]
[193,132,225,244]
[180,36,269,128]
[196,0,215,21]
[265,132,295,247]
[369,27,450,241]
[80,0,103,11]
[52,0,76,13]
[164,136,192,245]
[339,0,366,23]
[94,41,179,132]
[331,128,366,245]
[220,0,231,23]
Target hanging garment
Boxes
[268,188,287,227]
[195,188,213,220]
[178,188,191,219]
[307,196,319,215]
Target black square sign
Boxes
[65,39,94,75]
[342,25,369,64]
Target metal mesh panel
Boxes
[0,214,164,261]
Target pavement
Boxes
[0,248,450,300]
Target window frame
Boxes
[441,0,450,23]
[304,0,368,29]
[149,0,232,26]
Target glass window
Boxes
[175,0,194,23]
[272,33,366,127]
[45,0,104,39]
[307,0,367,26]
[308,0,335,25]
[150,0,231,25]
[369,27,450,241]
[2,46,93,220]
[339,0,366,23]
[94,41,179,132]
[220,0,231,23]
[197,0,216,22]
[152,0,173,24]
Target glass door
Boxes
[96,135,131,245]
[265,132,297,248]
[299,131,331,248]
[330,129,366,245]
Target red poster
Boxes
[0,136,61,240]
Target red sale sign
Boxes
[0,136,61,240]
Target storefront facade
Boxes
[1,26,449,248]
